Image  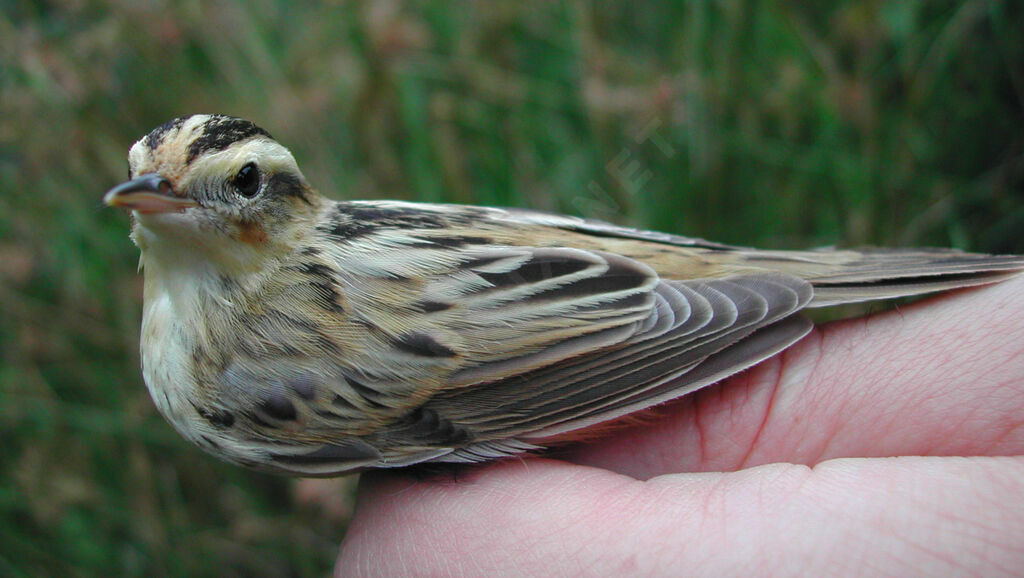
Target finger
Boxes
[336,456,1024,577]
[561,275,1024,478]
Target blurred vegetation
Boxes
[2,0,1022,575]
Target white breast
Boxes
[140,288,204,442]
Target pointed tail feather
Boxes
[767,249,1024,307]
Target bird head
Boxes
[105,115,321,275]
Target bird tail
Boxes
[733,248,1024,307]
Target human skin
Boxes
[335,275,1024,577]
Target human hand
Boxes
[336,275,1024,576]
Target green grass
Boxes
[2,1,1023,575]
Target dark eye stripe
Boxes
[264,172,311,203]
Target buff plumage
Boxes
[104,115,1024,476]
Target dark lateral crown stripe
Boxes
[186,116,273,163]
[144,117,188,151]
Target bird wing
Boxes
[244,215,815,474]
[390,277,813,468]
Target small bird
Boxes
[105,114,1024,477]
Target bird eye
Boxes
[233,163,261,198]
